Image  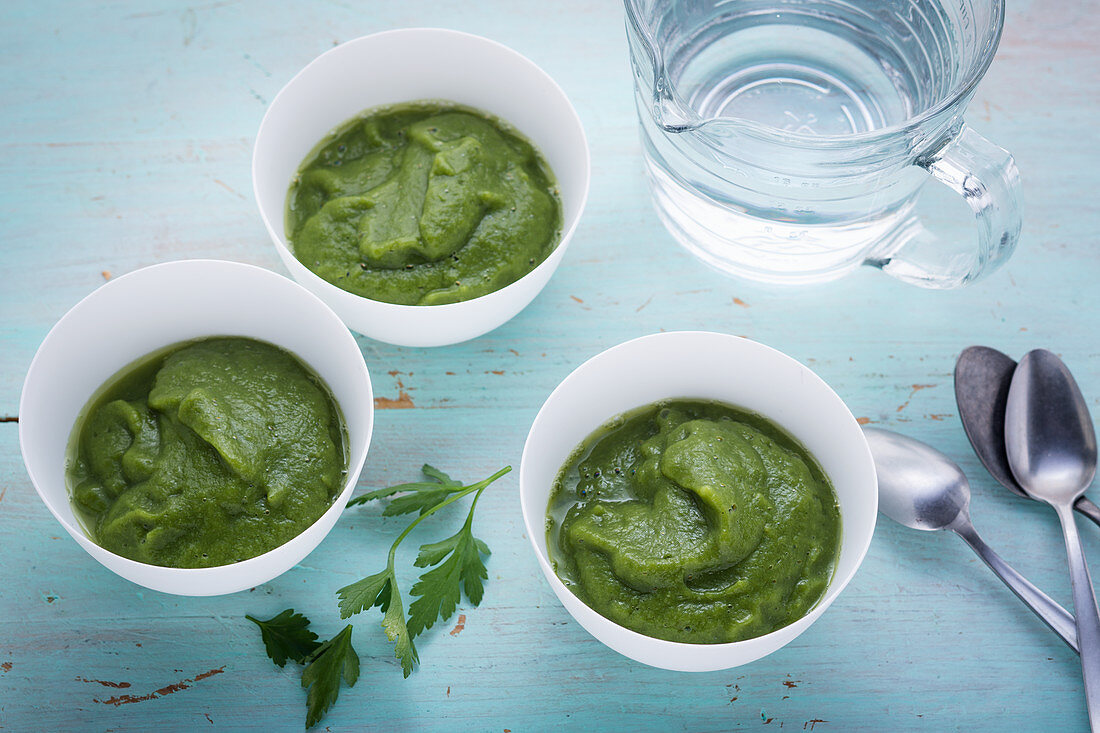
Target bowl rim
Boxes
[519,330,878,666]
[251,26,592,314]
[18,258,374,582]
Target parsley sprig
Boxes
[337,464,509,677]
[247,464,508,728]
[247,610,359,729]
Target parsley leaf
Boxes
[246,609,321,667]
[381,581,418,677]
[338,465,509,677]
[301,624,359,729]
[407,489,491,637]
[335,567,421,678]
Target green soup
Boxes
[286,101,563,306]
[547,400,841,644]
[66,337,347,568]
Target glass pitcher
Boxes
[625,0,1022,287]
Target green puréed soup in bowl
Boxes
[66,337,348,568]
[286,101,563,306]
[547,400,841,644]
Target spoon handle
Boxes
[952,521,1078,653]
[1054,502,1100,727]
[1077,497,1100,529]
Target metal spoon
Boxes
[1005,349,1100,723]
[864,426,1077,652]
[955,345,1100,526]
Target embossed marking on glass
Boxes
[625,0,1021,287]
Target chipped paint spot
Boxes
[212,178,246,200]
[193,667,225,682]
[180,7,196,45]
[804,720,827,730]
[94,667,224,706]
[445,371,456,375]
[77,677,131,689]
[374,391,415,409]
[1,662,11,672]
[856,417,871,425]
[490,370,504,376]
[570,295,584,304]
[509,349,520,356]
[157,682,189,696]
[733,297,749,307]
[926,413,952,421]
[636,296,653,313]
[450,614,466,636]
[896,384,934,413]
[0,416,19,423]
[102,270,112,280]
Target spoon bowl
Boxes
[864,427,969,531]
[864,426,1078,652]
[955,345,1100,526]
[1005,348,1100,722]
[955,345,1026,496]
[1006,349,1098,502]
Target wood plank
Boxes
[2,0,1098,729]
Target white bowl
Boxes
[19,260,374,596]
[519,331,877,671]
[252,28,590,347]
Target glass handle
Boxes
[868,124,1023,288]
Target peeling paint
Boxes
[896,384,935,413]
[212,178,246,200]
[375,391,415,409]
[77,677,131,689]
[93,667,224,706]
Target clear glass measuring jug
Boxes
[625,0,1021,287]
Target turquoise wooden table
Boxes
[2,1,1098,730]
